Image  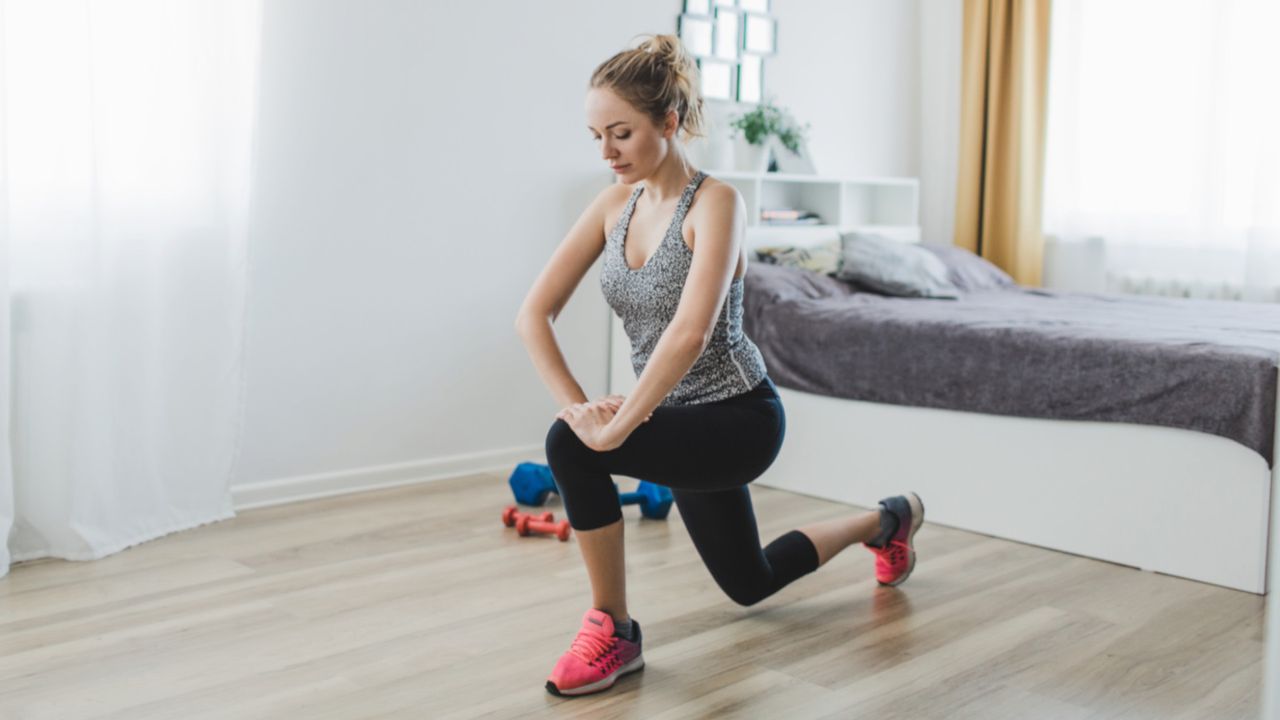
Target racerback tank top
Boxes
[600,170,769,406]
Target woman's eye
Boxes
[617,133,630,140]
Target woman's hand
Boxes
[565,395,654,423]
[556,395,653,452]
[556,401,621,452]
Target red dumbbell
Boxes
[515,514,572,542]
[502,505,554,528]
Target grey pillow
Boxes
[835,232,961,299]
[918,242,1017,291]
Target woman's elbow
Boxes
[516,302,560,331]
[514,307,544,334]
[679,326,712,353]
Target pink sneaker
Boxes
[545,609,644,697]
[864,492,925,586]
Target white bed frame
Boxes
[756,385,1276,595]
[606,226,1278,595]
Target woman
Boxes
[515,33,925,698]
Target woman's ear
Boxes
[664,109,679,140]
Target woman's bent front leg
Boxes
[572,521,628,622]
[544,419,631,621]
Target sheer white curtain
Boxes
[0,0,261,578]
[1043,0,1280,300]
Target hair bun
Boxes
[644,34,681,63]
[590,34,706,143]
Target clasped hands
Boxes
[555,394,653,452]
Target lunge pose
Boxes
[515,33,925,698]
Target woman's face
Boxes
[585,87,675,183]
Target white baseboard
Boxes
[231,444,542,511]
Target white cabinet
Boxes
[712,170,921,248]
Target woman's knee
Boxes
[544,418,591,472]
[722,582,768,607]
[705,565,771,606]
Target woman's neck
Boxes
[639,152,698,205]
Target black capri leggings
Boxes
[543,376,821,607]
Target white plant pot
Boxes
[705,134,735,171]
[734,137,771,173]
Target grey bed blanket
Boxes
[742,263,1280,468]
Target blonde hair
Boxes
[589,33,706,143]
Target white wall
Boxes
[919,0,963,247]
[767,0,921,178]
[232,0,941,503]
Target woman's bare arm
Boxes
[515,186,619,409]
[603,183,746,444]
[517,321,593,410]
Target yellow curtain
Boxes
[955,0,1052,287]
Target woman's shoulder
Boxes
[596,182,639,236]
[596,181,641,210]
[690,174,742,217]
[695,173,741,201]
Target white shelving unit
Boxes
[710,170,921,248]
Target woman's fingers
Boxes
[559,403,588,420]
[559,399,650,423]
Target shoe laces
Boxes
[569,626,615,665]
[874,539,909,566]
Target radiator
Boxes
[1105,271,1280,303]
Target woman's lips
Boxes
[613,164,630,173]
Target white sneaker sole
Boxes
[546,654,645,697]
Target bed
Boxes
[607,237,1280,595]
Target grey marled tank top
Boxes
[600,170,769,406]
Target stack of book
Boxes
[761,208,822,225]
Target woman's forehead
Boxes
[586,88,632,117]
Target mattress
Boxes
[742,263,1280,468]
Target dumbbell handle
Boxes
[615,482,674,520]
[502,505,554,527]
[516,515,572,542]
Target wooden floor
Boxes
[0,473,1266,719]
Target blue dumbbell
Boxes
[510,462,672,520]
[509,461,559,506]
[616,481,673,519]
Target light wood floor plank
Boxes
[0,472,1264,719]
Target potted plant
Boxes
[727,98,812,173]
